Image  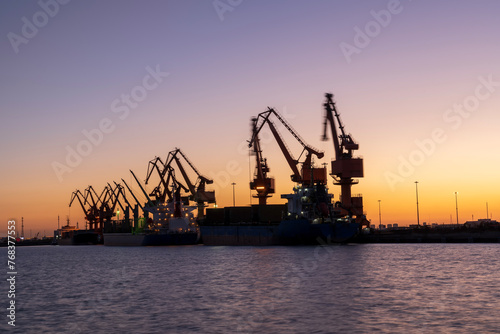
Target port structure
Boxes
[322,93,367,226]
[121,177,150,232]
[248,116,275,205]
[83,185,103,230]
[69,189,91,227]
[145,157,189,204]
[104,181,134,232]
[69,183,126,233]
[248,107,326,205]
[145,148,215,219]
[98,183,128,233]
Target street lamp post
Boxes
[378,200,382,230]
[415,181,420,227]
[231,182,236,207]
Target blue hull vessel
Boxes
[200,219,359,246]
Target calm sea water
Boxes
[3,244,500,333]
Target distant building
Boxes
[464,219,499,228]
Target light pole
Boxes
[415,181,420,227]
[231,182,236,207]
[455,192,459,226]
[378,200,382,230]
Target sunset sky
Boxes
[1,0,499,236]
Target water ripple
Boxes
[2,244,499,333]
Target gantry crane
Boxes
[322,93,366,224]
[130,169,156,209]
[145,156,171,203]
[145,156,189,204]
[83,185,103,230]
[98,183,128,231]
[105,182,130,231]
[248,107,326,205]
[113,181,134,211]
[121,178,148,231]
[97,185,112,232]
[107,182,127,215]
[248,116,275,205]
[69,190,90,225]
[162,148,215,219]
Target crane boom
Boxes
[249,107,325,184]
[249,117,275,205]
[323,93,360,158]
[177,148,213,184]
[121,178,144,210]
[145,156,189,203]
[266,117,301,181]
[69,190,87,217]
[321,93,366,226]
[114,181,133,209]
[323,94,341,158]
[107,183,126,212]
[165,148,215,218]
[130,170,155,207]
[173,155,196,197]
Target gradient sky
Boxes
[1,0,499,236]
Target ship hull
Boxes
[200,219,359,246]
[103,232,198,246]
[57,231,100,245]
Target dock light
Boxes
[415,181,420,227]
[231,182,236,207]
[256,186,265,190]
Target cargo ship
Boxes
[103,188,200,246]
[200,180,360,246]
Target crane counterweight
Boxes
[322,93,368,226]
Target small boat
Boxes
[53,218,100,245]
